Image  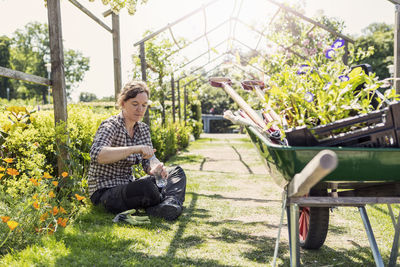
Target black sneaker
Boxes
[146,197,182,221]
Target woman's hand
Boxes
[139,145,155,159]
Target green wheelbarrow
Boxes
[209,76,400,267]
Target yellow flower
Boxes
[29,178,39,186]
[52,206,59,216]
[3,158,13,164]
[43,172,53,179]
[40,212,49,222]
[52,181,58,187]
[49,191,56,198]
[6,168,19,176]
[61,172,68,178]
[0,173,4,180]
[0,166,5,172]
[7,221,18,231]
[59,206,67,214]
[32,194,38,200]
[33,201,40,210]
[75,194,85,201]
[33,142,39,147]
[1,216,10,223]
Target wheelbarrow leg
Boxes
[287,203,300,267]
[358,206,384,267]
[388,209,400,266]
[272,192,287,267]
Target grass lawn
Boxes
[1,135,400,266]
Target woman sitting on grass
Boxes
[88,81,186,221]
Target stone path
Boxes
[180,133,268,175]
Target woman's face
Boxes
[121,92,149,123]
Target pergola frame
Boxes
[133,0,359,125]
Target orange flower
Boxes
[1,216,10,223]
[40,212,49,222]
[48,191,56,198]
[61,172,68,178]
[43,172,53,179]
[29,178,39,186]
[0,173,4,179]
[47,224,54,235]
[33,142,39,147]
[58,217,68,227]
[3,158,13,164]
[33,201,40,210]
[52,181,58,187]
[59,206,67,214]
[0,166,5,172]
[7,221,18,231]
[75,194,85,201]
[52,206,59,216]
[6,168,19,176]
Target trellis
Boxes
[133,0,357,126]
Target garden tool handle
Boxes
[288,150,338,197]
[209,77,267,129]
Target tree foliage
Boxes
[87,0,149,15]
[355,23,393,79]
[0,36,12,99]
[0,22,90,102]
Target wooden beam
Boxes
[112,13,122,99]
[47,0,69,174]
[134,0,219,46]
[395,4,400,93]
[388,0,400,5]
[0,66,51,86]
[68,0,112,33]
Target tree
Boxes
[87,0,149,15]
[79,92,97,102]
[355,23,393,79]
[0,36,12,99]
[6,22,90,102]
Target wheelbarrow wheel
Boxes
[299,189,329,249]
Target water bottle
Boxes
[149,155,167,188]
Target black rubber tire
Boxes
[299,189,330,250]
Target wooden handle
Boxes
[209,77,267,129]
[288,150,338,197]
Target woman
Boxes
[88,81,186,221]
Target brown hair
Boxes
[117,81,150,108]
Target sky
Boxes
[0,0,396,102]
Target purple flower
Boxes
[296,64,310,75]
[325,49,335,59]
[338,75,349,82]
[331,39,345,49]
[323,82,332,90]
[304,92,314,102]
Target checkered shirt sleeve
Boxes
[88,113,152,197]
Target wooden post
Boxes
[343,42,349,66]
[177,79,181,121]
[395,4,400,93]
[139,42,150,125]
[184,85,187,125]
[171,74,175,123]
[47,0,68,174]
[112,13,122,100]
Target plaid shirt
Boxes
[88,112,152,197]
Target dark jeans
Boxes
[90,166,186,214]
